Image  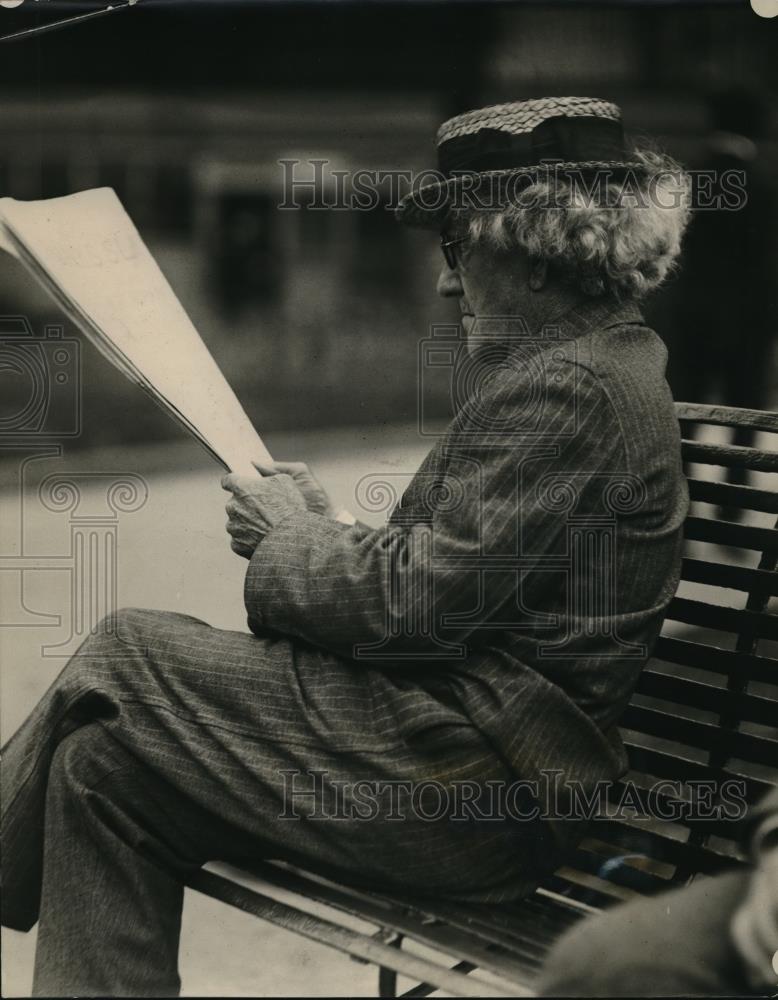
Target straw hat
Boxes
[396,96,644,229]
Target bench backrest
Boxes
[553,402,778,907]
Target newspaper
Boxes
[0,187,272,474]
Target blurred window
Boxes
[296,193,333,260]
[154,163,193,236]
[351,200,407,288]
[210,192,283,315]
[40,159,70,199]
[98,162,129,206]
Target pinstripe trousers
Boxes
[1,608,556,997]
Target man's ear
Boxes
[528,256,548,292]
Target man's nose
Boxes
[436,265,463,298]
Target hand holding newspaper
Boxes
[0,188,272,474]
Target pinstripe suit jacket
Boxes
[245,297,688,839]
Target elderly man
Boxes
[2,97,690,997]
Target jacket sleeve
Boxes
[244,361,626,664]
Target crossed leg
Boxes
[2,607,529,996]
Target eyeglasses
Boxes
[440,233,468,270]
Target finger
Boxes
[252,462,278,477]
[270,461,307,475]
[224,474,257,497]
[273,472,298,489]
[221,472,243,493]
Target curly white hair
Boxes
[456,150,691,299]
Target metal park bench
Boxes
[187,402,778,997]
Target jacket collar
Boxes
[553,295,644,340]
[464,295,644,364]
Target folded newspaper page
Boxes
[0,188,272,474]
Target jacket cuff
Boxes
[243,509,349,631]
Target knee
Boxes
[62,608,154,696]
[81,608,169,670]
[97,606,155,644]
[97,607,208,647]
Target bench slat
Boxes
[390,896,576,966]
[681,440,778,472]
[186,868,523,997]
[603,780,757,847]
[254,862,586,978]
[237,860,543,983]
[607,770,749,817]
[621,739,773,799]
[683,516,778,553]
[636,668,778,725]
[652,636,776,684]
[680,557,778,595]
[622,704,778,765]
[665,597,778,640]
[687,479,778,515]
[676,403,778,433]
[545,868,638,908]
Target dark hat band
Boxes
[437,115,627,176]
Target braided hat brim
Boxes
[395,160,647,230]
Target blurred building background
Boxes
[0,0,776,452]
